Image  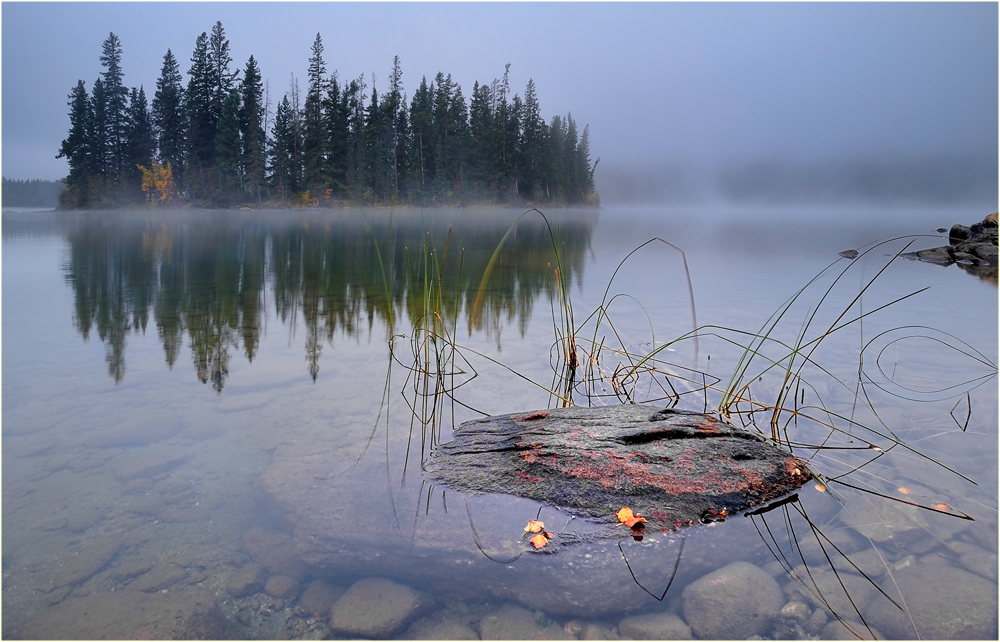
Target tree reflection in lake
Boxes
[61,210,596,390]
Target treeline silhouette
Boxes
[2,178,63,208]
[63,210,596,390]
[57,25,599,210]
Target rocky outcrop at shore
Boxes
[905,212,998,274]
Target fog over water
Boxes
[2,2,997,209]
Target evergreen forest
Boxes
[57,25,600,209]
[2,178,63,207]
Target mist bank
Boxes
[597,154,998,207]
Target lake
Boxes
[2,205,996,639]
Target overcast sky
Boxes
[2,1,997,192]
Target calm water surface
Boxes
[2,206,996,639]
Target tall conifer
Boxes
[57,80,92,206]
[152,50,186,183]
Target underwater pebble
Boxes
[264,575,301,600]
[780,600,810,621]
[298,579,344,618]
[226,562,264,597]
[478,603,573,640]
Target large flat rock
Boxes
[425,405,811,528]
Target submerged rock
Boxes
[478,603,575,640]
[425,405,811,531]
[618,610,693,639]
[681,561,784,639]
[328,577,434,638]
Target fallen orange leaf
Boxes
[624,516,647,530]
[898,487,912,494]
[617,507,634,524]
[932,502,951,512]
[524,520,545,534]
[529,534,548,549]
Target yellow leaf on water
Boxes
[616,507,634,524]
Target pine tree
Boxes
[99,33,129,181]
[302,33,327,193]
[56,80,92,207]
[152,50,186,185]
[240,56,266,203]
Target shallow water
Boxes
[2,205,996,639]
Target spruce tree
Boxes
[302,34,327,193]
[544,114,566,202]
[124,86,155,198]
[467,81,494,198]
[408,76,434,199]
[322,74,349,198]
[186,32,216,181]
[385,56,408,199]
[209,22,239,123]
[56,80,92,207]
[216,91,243,202]
[519,79,545,200]
[151,50,186,184]
[89,78,109,180]
[268,94,296,200]
[343,75,367,198]
[240,56,266,203]
[99,33,129,181]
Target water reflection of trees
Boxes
[61,211,595,389]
